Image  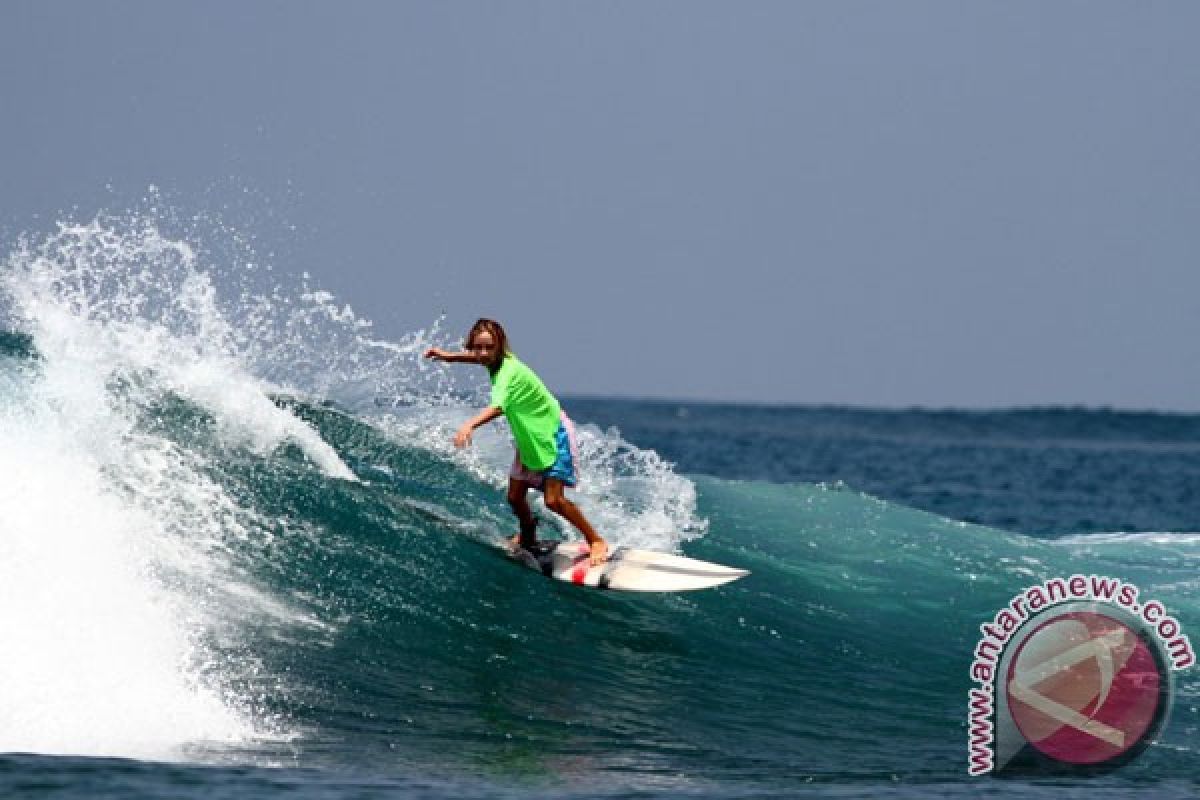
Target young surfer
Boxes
[424,319,609,565]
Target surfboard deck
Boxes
[506,540,748,592]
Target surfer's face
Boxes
[469,331,501,368]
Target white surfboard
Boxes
[507,541,748,592]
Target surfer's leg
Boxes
[506,478,539,549]
[543,478,608,565]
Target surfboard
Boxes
[506,540,748,592]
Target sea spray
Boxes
[0,205,709,762]
[0,329,268,757]
[0,214,332,758]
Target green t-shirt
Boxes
[489,354,562,470]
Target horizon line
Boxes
[559,392,1200,417]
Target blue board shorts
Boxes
[510,411,579,489]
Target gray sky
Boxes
[3,1,1199,409]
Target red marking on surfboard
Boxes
[570,555,589,585]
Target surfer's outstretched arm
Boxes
[454,405,503,448]
[424,347,479,364]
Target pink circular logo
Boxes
[1006,611,1164,766]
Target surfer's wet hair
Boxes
[465,318,510,356]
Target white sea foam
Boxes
[0,378,259,759]
[0,212,338,759]
[1055,531,1200,546]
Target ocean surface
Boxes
[0,214,1196,798]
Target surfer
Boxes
[424,319,609,565]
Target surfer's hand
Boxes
[424,347,449,361]
[453,423,473,448]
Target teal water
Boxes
[0,217,1197,797]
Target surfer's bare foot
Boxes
[589,538,609,566]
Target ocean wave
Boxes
[1,208,1195,786]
